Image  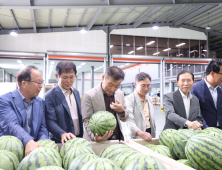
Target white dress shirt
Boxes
[179,88,192,119]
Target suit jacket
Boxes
[0,89,49,147]
[81,84,129,141]
[163,90,203,130]
[191,79,222,129]
[44,85,83,143]
[125,91,156,138]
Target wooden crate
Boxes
[125,139,195,170]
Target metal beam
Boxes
[155,6,178,23]
[9,9,19,30]
[63,9,69,28]
[173,5,216,26]
[165,6,190,23]
[103,8,119,26]
[127,7,148,25]
[30,9,37,33]
[115,8,134,26]
[86,8,103,30]
[48,9,51,28]
[77,9,86,27]
[133,7,163,28]
[195,13,222,27]
[206,22,222,32]
[0,24,3,30]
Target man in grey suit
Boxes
[163,70,203,130]
[82,66,129,142]
[126,72,156,141]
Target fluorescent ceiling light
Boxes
[147,41,155,45]
[125,63,129,65]
[176,43,185,47]
[206,26,211,30]
[163,48,171,51]
[128,51,134,54]
[51,61,55,64]
[153,52,160,55]
[10,31,17,36]
[153,26,158,29]
[80,28,87,33]
[126,44,130,46]
[81,63,86,65]
[136,47,143,50]
[20,64,24,67]
[110,45,114,48]
[50,64,53,67]
[77,66,82,68]
[17,60,22,64]
[203,50,207,52]
[120,65,124,68]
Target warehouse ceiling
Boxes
[0,0,222,56]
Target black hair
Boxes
[16,65,38,87]
[105,66,125,81]
[55,61,77,76]
[206,60,222,75]
[177,70,194,81]
[135,72,151,83]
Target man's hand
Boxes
[137,130,152,141]
[94,130,113,142]
[110,100,124,113]
[61,133,76,145]
[25,140,41,156]
[185,121,203,130]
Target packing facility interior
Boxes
[0,1,222,137]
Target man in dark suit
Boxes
[191,60,222,129]
[163,70,203,130]
[44,61,83,144]
[0,66,48,156]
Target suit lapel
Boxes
[55,85,72,119]
[95,85,106,111]
[12,90,26,127]
[188,97,195,120]
[134,91,145,120]
[32,98,39,137]
[173,90,187,119]
[202,79,216,110]
[217,86,222,111]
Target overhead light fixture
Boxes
[206,13,211,30]
[77,66,82,68]
[66,13,68,16]
[206,26,211,30]
[17,60,22,64]
[153,52,160,55]
[120,65,124,68]
[125,63,129,65]
[81,63,86,65]
[80,28,87,33]
[110,45,114,48]
[203,50,207,52]
[20,64,24,67]
[163,48,171,51]
[176,43,185,47]
[188,65,190,66]
[128,51,134,54]
[136,47,143,50]
[147,41,155,45]
[152,26,159,30]
[51,61,55,64]
[126,44,130,46]
[10,31,17,36]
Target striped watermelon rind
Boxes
[37,139,59,152]
[99,144,132,160]
[63,146,95,170]
[177,159,193,168]
[146,144,173,158]
[124,155,166,170]
[81,158,120,170]
[68,153,98,170]
[60,137,92,158]
[185,133,222,170]
[0,150,19,170]
[36,166,65,170]
[89,111,117,136]
[0,135,24,162]
[17,147,61,170]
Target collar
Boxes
[101,83,115,96]
[204,78,219,90]
[17,89,36,103]
[179,88,192,99]
[58,84,73,94]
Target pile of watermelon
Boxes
[146,127,222,170]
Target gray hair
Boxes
[135,72,151,83]
[105,66,125,81]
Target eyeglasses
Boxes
[25,80,44,86]
[216,72,222,75]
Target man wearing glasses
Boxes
[44,61,83,144]
[191,60,222,129]
[0,65,48,156]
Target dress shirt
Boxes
[179,88,192,119]
[140,98,151,129]
[18,90,35,135]
[58,85,80,136]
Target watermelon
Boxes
[203,127,222,133]
[63,146,94,170]
[172,129,197,159]
[68,154,98,170]
[177,159,193,168]
[18,147,61,170]
[159,129,177,159]
[113,151,141,169]
[60,138,92,158]
[37,139,59,152]
[0,135,24,162]
[36,166,65,170]
[81,158,120,170]
[124,155,166,170]
[185,134,222,170]
[99,144,132,160]
[89,111,117,136]
[0,150,19,170]
[146,144,173,158]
